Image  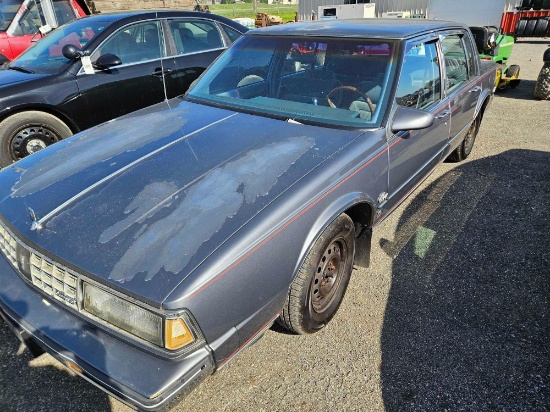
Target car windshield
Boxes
[8,18,109,74]
[187,34,398,128]
[0,0,21,31]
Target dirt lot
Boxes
[1,39,548,412]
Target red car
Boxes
[0,0,90,65]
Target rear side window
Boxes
[395,41,441,110]
[169,19,223,54]
[222,25,244,43]
[441,34,469,91]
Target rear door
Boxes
[76,19,172,129]
[439,31,480,150]
[386,37,451,209]
[165,18,231,96]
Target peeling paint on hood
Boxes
[105,136,314,283]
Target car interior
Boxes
[201,38,395,126]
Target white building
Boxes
[268,0,299,4]
[299,0,522,23]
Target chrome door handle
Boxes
[152,68,172,77]
[469,86,482,93]
[437,110,450,119]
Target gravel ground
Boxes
[1,39,549,412]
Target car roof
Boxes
[248,18,469,40]
[76,10,245,28]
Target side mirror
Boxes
[391,106,434,133]
[93,53,122,70]
[62,44,82,59]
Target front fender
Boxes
[296,194,376,275]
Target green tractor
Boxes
[469,26,520,90]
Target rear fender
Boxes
[474,89,492,120]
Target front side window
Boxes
[10,0,45,36]
[395,40,441,109]
[187,34,398,128]
[0,0,22,31]
[169,19,223,54]
[441,34,469,91]
[6,0,78,35]
[9,19,109,74]
[92,20,164,65]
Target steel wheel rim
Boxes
[10,125,61,161]
[311,239,348,313]
[463,120,477,155]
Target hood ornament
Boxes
[28,207,42,231]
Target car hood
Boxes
[0,69,48,87]
[0,99,363,305]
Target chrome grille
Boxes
[30,253,78,310]
[0,224,17,266]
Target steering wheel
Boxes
[326,85,375,113]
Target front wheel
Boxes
[278,214,355,334]
[0,111,72,167]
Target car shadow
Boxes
[495,79,540,101]
[380,149,549,410]
[0,297,113,412]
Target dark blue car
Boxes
[0,19,495,410]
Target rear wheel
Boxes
[448,115,480,162]
[0,111,72,167]
[279,214,355,334]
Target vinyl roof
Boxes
[248,18,469,39]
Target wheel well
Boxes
[0,107,79,134]
[343,202,374,268]
[479,96,491,121]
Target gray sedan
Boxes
[0,19,495,410]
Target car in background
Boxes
[0,0,91,64]
[0,10,247,167]
[0,19,495,410]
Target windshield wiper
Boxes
[8,66,35,74]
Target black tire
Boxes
[534,19,548,37]
[534,63,550,100]
[447,115,480,162]
[278,214,355,334]
[543,48,550,63]
[525,19,537,37]
[515,19,527,36]
[0,111,72,167]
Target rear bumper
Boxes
[0,257,214,411]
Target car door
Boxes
[165,18,229,96]
[76,19,172,129]
[439,31,481,148]
[386,37,451,209]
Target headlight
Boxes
[82,282,197,351]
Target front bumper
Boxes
[0,256,214,411]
